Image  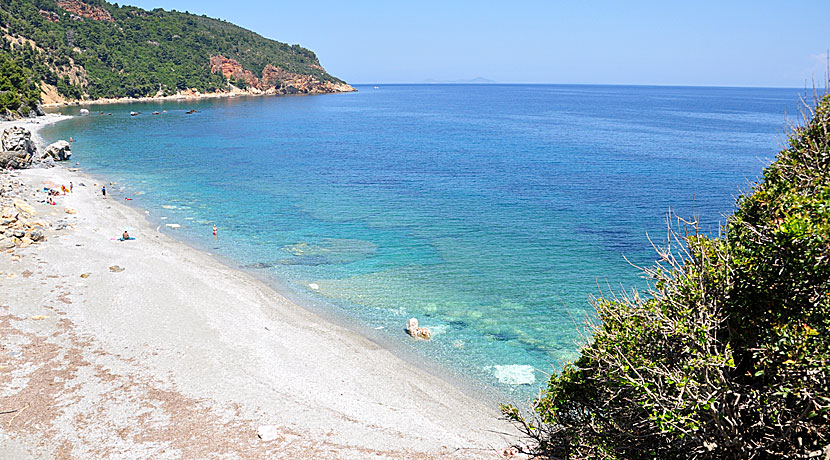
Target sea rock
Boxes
[79,108,89,115]
[0,238,14,250]
[42,141,72,161]
[405,318,432,340]
[17,236,32,248]
[28,230,44,242]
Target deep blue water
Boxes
[42,84,802,402]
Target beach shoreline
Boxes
[42,86,356,109]
[0,115,518,459]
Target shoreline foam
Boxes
[0,116,517,459]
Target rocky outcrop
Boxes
[39,9,60,23]
[209,55,356,95]
[42,141,72,162]
[405,318,432,340]
[2,127,36,154]
[0,127,38,169]
[209,56,261,89]
[56,0,114,22]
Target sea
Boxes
[41,84,804,404]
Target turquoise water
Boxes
[42,85,801,402]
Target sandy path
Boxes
[0,118,519,459]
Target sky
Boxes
[122,0,829,87]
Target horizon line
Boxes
[349,81,821,90]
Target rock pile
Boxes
[0,127,38,169]
[0,175,50,250]
[0,127,73,169]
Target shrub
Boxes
[503,93,830,460]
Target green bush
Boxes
[503,93,830,460]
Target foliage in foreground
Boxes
[503,93,830,459]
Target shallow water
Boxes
[42,84,802,402]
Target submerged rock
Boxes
[489,364,536,385]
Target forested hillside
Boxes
[0,0,353,116]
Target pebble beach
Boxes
[0,116,517,459]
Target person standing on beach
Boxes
[69,182,73,193]
[213,224,218,239]
[102,185,107,199]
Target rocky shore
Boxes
[0,116,518,459]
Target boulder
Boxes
[42,140,72,161]
[0,150,33,169]
[0,127,37,169]
[17,104,36,118]
[405,317,432,340]
[1,127,36,153]
[13,199,36,217]
[0,237,14,250]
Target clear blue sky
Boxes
[123,0,829,87]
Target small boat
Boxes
[185,109,199,114]
[373,86,379,89]
[130,111,140,116]
[152,111,160,115]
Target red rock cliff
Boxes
[56,0,114,22]
[209,55,355,94]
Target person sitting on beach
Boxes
[122,230,130,240]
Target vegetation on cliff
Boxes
[0,41,41,114]
[0,0,350,107]
[503,92,830,459]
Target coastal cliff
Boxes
[0,0,354,113]
[209,55,355,95]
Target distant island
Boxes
[421,77,496,84]
[0,0,355,118]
